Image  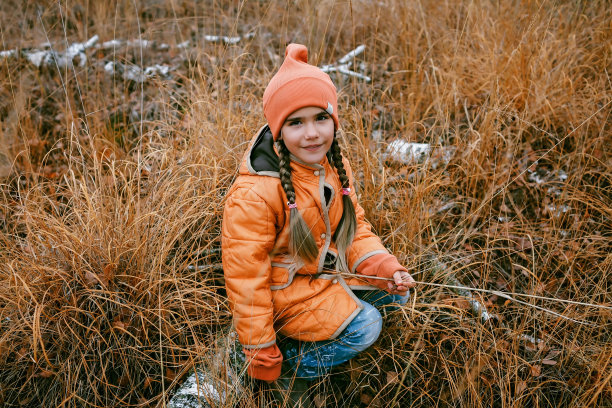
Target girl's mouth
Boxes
[303,144,322,151]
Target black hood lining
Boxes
[250,126,280,173]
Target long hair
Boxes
[277,136,357,270]
[329,137,357,272]
[278,139,318,262]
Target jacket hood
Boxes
[247,125,279,174]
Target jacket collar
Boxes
[243,124,333,178]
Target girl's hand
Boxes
[387,270,416,294]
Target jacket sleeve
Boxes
[222,182,278,349]
[242,344,283,381]
[356,252,408,291]
[342,158,391,273]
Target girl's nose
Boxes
[304,121,318,138]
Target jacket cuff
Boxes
[243,344,283,382]
[356,253,407,290]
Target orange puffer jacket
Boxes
[222,125,398,350]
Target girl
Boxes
[222,43,416,402]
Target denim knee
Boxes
[340,300,383,352]
[278,300,384,379]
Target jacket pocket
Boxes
[270,262,297,290]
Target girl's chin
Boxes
[296,151,326,164]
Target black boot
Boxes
[269,366,314,408]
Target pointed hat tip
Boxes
[285,43,308,63]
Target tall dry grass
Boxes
[0,0,610,407]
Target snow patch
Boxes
[0,49,16,58]
[385,140,431,164]
[14,35,100,68]
[104,61,172,82]
[204,35,241,44]
[101,39,122,49]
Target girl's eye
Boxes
[288,120,301,126]
[317,114,329,121]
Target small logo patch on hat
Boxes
[326,102,334,115]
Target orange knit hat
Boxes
[263,44,339,140]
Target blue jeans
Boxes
[279,289,410,378]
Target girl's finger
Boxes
[402,275,417,288]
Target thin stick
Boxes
[339,273,611,312]
[356,277,593,326]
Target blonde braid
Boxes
[330,137,357,272]
[278,139,318,263]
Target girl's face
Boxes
[280,106,334,164]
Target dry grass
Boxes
[0,0,610,407]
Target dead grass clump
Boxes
[0,134,234,405]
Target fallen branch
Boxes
[321,45,371,82]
